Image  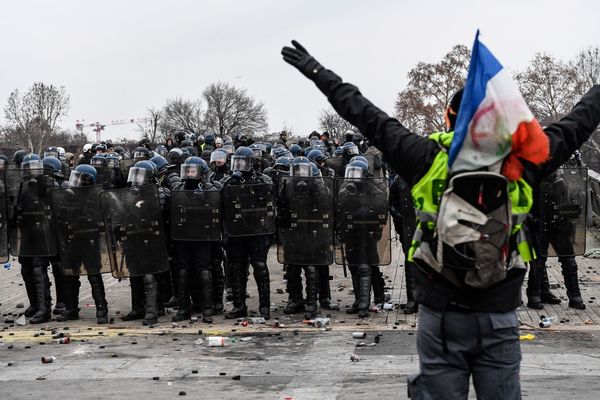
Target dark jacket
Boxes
[308,66,600,312]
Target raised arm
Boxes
[281,40,438,185]
[539,85,600,178]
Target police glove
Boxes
[281,40,323,79]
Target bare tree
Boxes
[4,82,70,153]
[394,45,470,134]
[203,82,268,138]
[318,107,355,141]
[160,98,204,137]
[514,53,579,125]
[572,46,600,171]
[138,107,164,143]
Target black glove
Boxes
[281,40,323,79]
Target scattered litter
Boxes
[167,381,172,386]
[519,334,536,341]
[15,315,26,326]
[303,318,330,328]
[15,303,24,309]
[232,375,241,380]
[584,248,600,258]
[193,338,204,345]
[539,316,556,328]
[56,337,70,344]
[41,356,55,364]
[328,304,340,311]
[152,377,160,381]
[350,354,360,362]
[240,337,252,342]
[276,288,284,294]
[179,391,186,396]
[585,319,594,325]
[383,303,394,311]
[352,332,366,339]
[206,336,233,347]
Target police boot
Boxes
[122,276,145,321]
[304,266,319,318]
[284,265,305,314]
[225,258,234,301]
[526,260,544,309]
[540,266,561,305]
[198,269,214,324]
[57,276,81,322]
[317,266,332,309]
[562,258,586,310]
[143,274,159,325]
[371,266,386,305]
[89,274,109,324]
[356,264,372,318]
[252,261,271,320]
[346,266,360,314]
[225,263,248,319]
[190,269,203,313]
[404,261,418,315]
[21,263,37,317]
[212,262,225,315]
[52,261,67,315]
[164,263,178,308]
[30,266,51,324]
[156,270,171,315]
[173,269,191,322]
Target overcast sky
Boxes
[1,0,598,142]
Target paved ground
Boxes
[1,230,600,399]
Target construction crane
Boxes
[76,117,149,142]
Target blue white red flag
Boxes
[448,31,549,179]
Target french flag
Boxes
[448,31,549,180]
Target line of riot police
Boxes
[2,130,589,326]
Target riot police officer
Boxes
[221,147,274,320]
[56,165,110,324]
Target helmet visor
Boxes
[68,170,94,187]
[223,144,235,155]
[210,151,227,166]
[291,163,311,177]
[252,148,262,157]
[91,158,105,167]
[127,167,150,186]
[133,151,148,160]
[344,165,367,179]
[22,160,44,175]
[230,156,251,172]
[180,164,201,180]
[345,145,359,155]
[44,150,59,158]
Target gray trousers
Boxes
[408,305,521,400]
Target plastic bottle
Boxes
[206,336,234,347]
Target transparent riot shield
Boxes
[0,172,8,262]
[6,169,57,257]
[277,176,334,265]
[51,185,112,275]
[222,183,275,237]
[539,167,587,257]
[99,184,170,278]
[171,190,221,241]
[335,177,391,266]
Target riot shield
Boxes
[171,190,221,241]
[277,176,334,265]
[222,183,275,237]
[0,172,8,262]
[95,166,117,189]
[99,184,170,278]
[6,169,57,257]
[51,185,111,275]
[334,177,391,266]
[325,157,345,178]
[539,167,587,257]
